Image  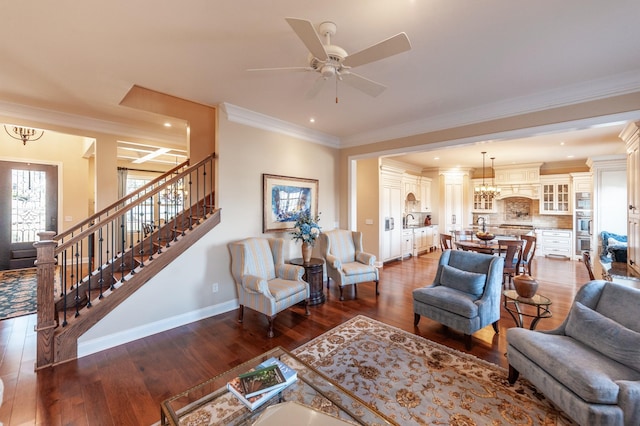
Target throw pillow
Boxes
[565,302,640,372]
[608,237,627,248]
[440,264,486,298]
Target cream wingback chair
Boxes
[320,229,379,301]
[229,237,310,338]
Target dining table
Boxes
[455,239,502,254]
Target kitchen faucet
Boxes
[404,213,415,227]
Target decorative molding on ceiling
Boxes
[340,70,640,147]
[221,103,340,148]
[0,99,184,145]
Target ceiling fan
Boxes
[248,17,412,102]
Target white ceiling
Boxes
[1,1,640,168]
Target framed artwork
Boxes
[263,174,318,233]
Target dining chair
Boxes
[440,233,453,251]
[498,239,525,288]
[582,251,596,280]
[519,235,537,275]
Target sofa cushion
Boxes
[508,328,640,404]
[439,264,486,298]
[566,302,640,372]
[412,286,479,318]
[595,283,640,332]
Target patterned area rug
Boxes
[0,268,37,320]
[292,315,576,426]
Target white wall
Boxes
[78,113,339,356]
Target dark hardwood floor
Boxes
[0,250,594,425]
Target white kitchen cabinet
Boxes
[621,122,640,275]
[470,178,497,213]
[381,165,404,262]
[539,175,571,215]
[442,172,466,234]
[402,229,414,258]
[420,177,432,212]
[494,164,541,185]
[572,173,593,194]
[535,229,573,258]
[403,174,421,212]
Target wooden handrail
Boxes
[54,154,214,253]
[55,160,189,242]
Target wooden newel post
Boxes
[34,231,57,370]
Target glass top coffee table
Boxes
[160,346,394,426]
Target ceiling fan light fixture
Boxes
[320,65,336,78]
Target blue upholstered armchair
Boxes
[320,229,379,301]
[229,237,310,338]
[413,250,504,349]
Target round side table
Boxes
[502,289,552,329]
[290,258,325,306]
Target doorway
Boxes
[0,161,58,270]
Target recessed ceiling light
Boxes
[434,157,440,160]
[567,155,575,158]
[309,118,315,123]
[164,122,172,128]
[560,141,565,146]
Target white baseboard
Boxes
[77,299,239,359]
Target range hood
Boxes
[493,163,541,199]
[496,184,539,200]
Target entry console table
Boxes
[290,258,325,305]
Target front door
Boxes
[0,161,58,270]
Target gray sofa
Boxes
[413,249,504,349]
[507,280,640,426]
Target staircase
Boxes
[34,153,220,369]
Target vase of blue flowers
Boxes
[291,212,321,263]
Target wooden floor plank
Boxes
[0,250,596,425]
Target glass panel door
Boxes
[0,161,57,270]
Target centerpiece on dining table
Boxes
[475,220,495,243]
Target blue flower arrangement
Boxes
[291,212,321,246]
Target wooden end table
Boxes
[290,258,325,306]
[503,290,552,330]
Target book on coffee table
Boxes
[227,357,297,411]
[239,364,285,398]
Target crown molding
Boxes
[341,70,640,147]
[0,100,184,145]
[221,103,340,148]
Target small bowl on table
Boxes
[475,232,495,242]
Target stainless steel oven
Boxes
[576,192,592,210]
[575,211,591,236]
[576,235,591,253]
[575,210,592,255]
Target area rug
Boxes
[164,316,577,426]
[0,268,37,320]
[291,315,576,426]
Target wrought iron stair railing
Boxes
[34,153,218,369]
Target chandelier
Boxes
[4,125,44,145]
[474,152,501,200]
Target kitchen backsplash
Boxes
[473,198,573,229]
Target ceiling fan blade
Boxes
[340,72,387,97]
[343,32,411,68]
[305,77,327,99]
[285,17,328,61]
[247,66,314,72]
